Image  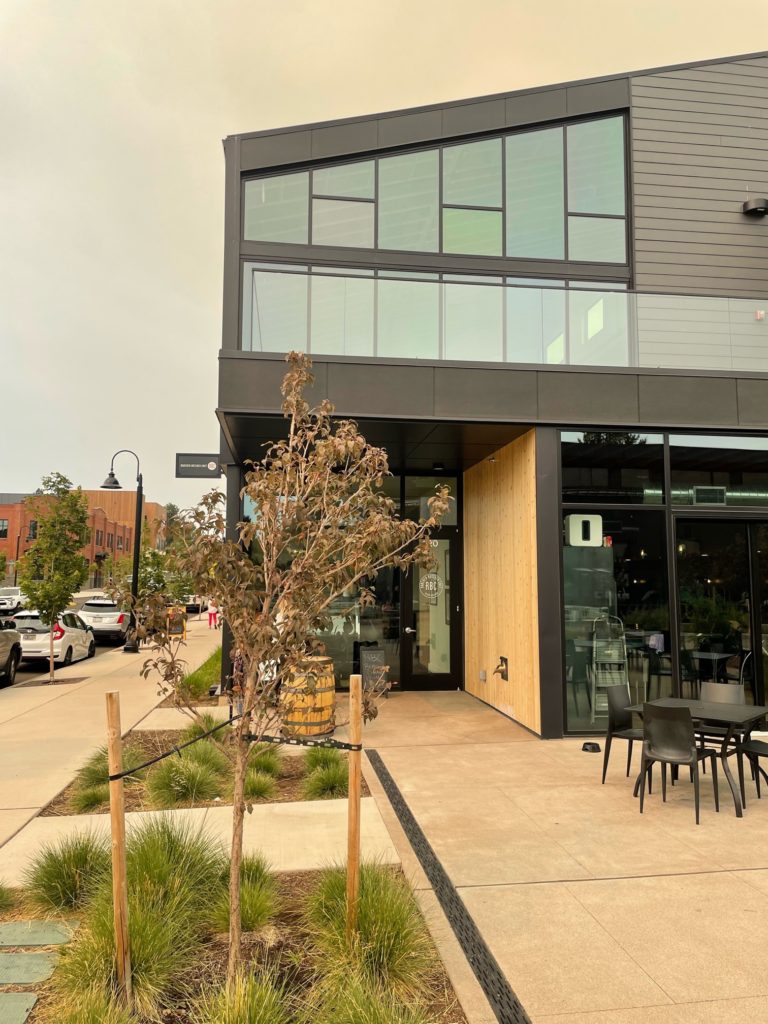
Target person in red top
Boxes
[208,600,219,629]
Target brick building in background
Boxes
[0,490,166,582]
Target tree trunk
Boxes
[226,720,248,988]
[49,622,55,684]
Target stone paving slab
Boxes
[0,993,36,1024]
[0,921,75,947]
[0,952,57,984]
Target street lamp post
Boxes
[102,451,143,654]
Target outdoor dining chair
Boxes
[602,684,642,784]
[639,703,719,824]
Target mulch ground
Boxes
[41,729,369,817]
[19,869,468,1024]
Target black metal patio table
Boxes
[627,697,768,818]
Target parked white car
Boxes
[79,597,129,643]
[14,611,95,666]
[0,588,27,614]
[0,620,21,685]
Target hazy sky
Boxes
[2,0,766,509]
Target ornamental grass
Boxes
[24,832,110,912]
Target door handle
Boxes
[404,627,416,635]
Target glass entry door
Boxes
[401,537,461,689]
[675,519,767,705]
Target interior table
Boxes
[626,697,768,817]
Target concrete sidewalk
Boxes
[0,620,221,850]
[361,691,768,1024]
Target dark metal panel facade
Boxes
[630,56,768,298]
[534,427,564,739]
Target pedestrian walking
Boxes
[208,599,219,629]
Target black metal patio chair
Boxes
[639,703,719,825]
[602,684,642,784]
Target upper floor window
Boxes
[28,521,37,540]
[0,519,7,539]
[243,115,626,264]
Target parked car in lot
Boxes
[14,611,95,666]
[0,588,27,614]
[183,594,208,613]
[78,597,129,643]
[0,620,21,685]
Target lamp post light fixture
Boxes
[102,450,143,654]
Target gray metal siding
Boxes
[630,57,768,298]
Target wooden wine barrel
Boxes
[281,656,336,736]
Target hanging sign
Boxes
[175,454,222,479]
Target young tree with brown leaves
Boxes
[138,352,449,985]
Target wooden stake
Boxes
[346,673,363,940]
[106,691,132,1008]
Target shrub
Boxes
[302,762,348,800]
[303,746,343,774]
[56,986,135,1024]
[184,739,230,777]
[192,970,289,1024]
[244,769,276,801]
[123,816,227,918]
[0,882,14,913]
[305,864,432,1000]
[181,711,229,744]
[24,832,110,911]
[71,784,111,814]
[57,888,198,1019]
[315,976,433,1024]
[181,646,222,702]
[147,756,222,808]
[248,744,281,777]
[76,743,146,789]
[210,878,276,934]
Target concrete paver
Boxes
[361,691,768,1024]
[0,922,76,947]
[0,953,57,984]
[0,993,36,1024]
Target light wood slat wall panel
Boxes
[463,430,541,734]
[630,56,768,298]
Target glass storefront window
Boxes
[243,267,308,352]
[309,274,374,356]
[404,477,458,525]
[566,117,625,216]
[378,150,439,252]
[444,281,503,362]
[244,172,309,243]
[442,139,502,207]
[670,435,768,507]
[377,277,439,358]
[505,127,564,259]
[561,431,664,505]
[311,198,374,248]
[313,160,375,199]
[443,208,503,256]
[562,510,670,732]
[568,216,626,263]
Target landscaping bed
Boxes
[42,721,369,816]
[3,822,468,1024]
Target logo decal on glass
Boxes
[419,572,444,605]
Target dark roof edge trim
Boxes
[223,50,768,143]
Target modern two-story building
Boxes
[217,51,768,738]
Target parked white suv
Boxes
[0,588,27,614]
[0,620,21,685]
[79,598,129,643]
[14,611,95,666]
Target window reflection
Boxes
[561,431,664,505]
[378,150,439,252]
[670,435,768,507]
[567,117,625,216]
[244,173,309,243]
[562,510,669,732]
[506,127,564,259]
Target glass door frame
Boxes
[399,524,463,690]
[670,510,768,707]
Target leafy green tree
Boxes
[0,553,7,581]
[18,473,90,683]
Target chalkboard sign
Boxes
[360,646,388,691]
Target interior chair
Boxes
[639,703,719,824]
[602,684,642,784]
[735,735,768,800]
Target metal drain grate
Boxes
[367,750,532,1024]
